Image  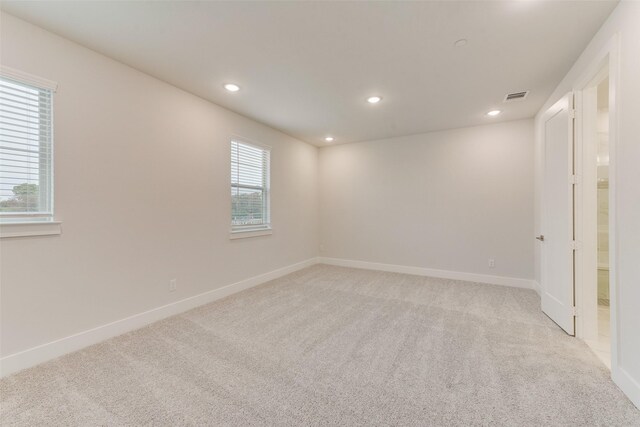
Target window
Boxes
[0,73,54,223]
[230,139,270,235]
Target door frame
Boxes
[573,34,620,374]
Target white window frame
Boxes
[229,137,271,239]
[0,67,61,238]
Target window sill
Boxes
[229,227,272,240]
[0,221,62,238]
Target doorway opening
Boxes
[561,36,629,403]
[587,76,611,368]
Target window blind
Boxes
[0,76,53,220]
[231,140,270,231]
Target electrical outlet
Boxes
[488,258,495,268]
[169,279,177,292]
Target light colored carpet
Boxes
[1,264,639,426]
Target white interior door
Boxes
[541,93,576,335]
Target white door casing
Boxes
[541,93,576,336]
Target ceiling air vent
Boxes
[503,91,529,102]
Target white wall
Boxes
[534,0,640,407]
[319,119,534,281]
[0,13,319,359]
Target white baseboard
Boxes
[613,366,640,409]
[319,257,536,290]
[0,257,320,378]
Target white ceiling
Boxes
[1,1,617,146]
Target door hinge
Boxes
[570,240,581,250]
[571,306,577,316]
[569,109,576,119]
[570,174,581,185]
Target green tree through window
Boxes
[0,183,39,212]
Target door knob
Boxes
[536,235,545,241]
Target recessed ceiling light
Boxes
[454,39,468,47]
[324,136,334,142]
[224,83,240,92]
[487,110,501,116]
[367,96,382,104]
